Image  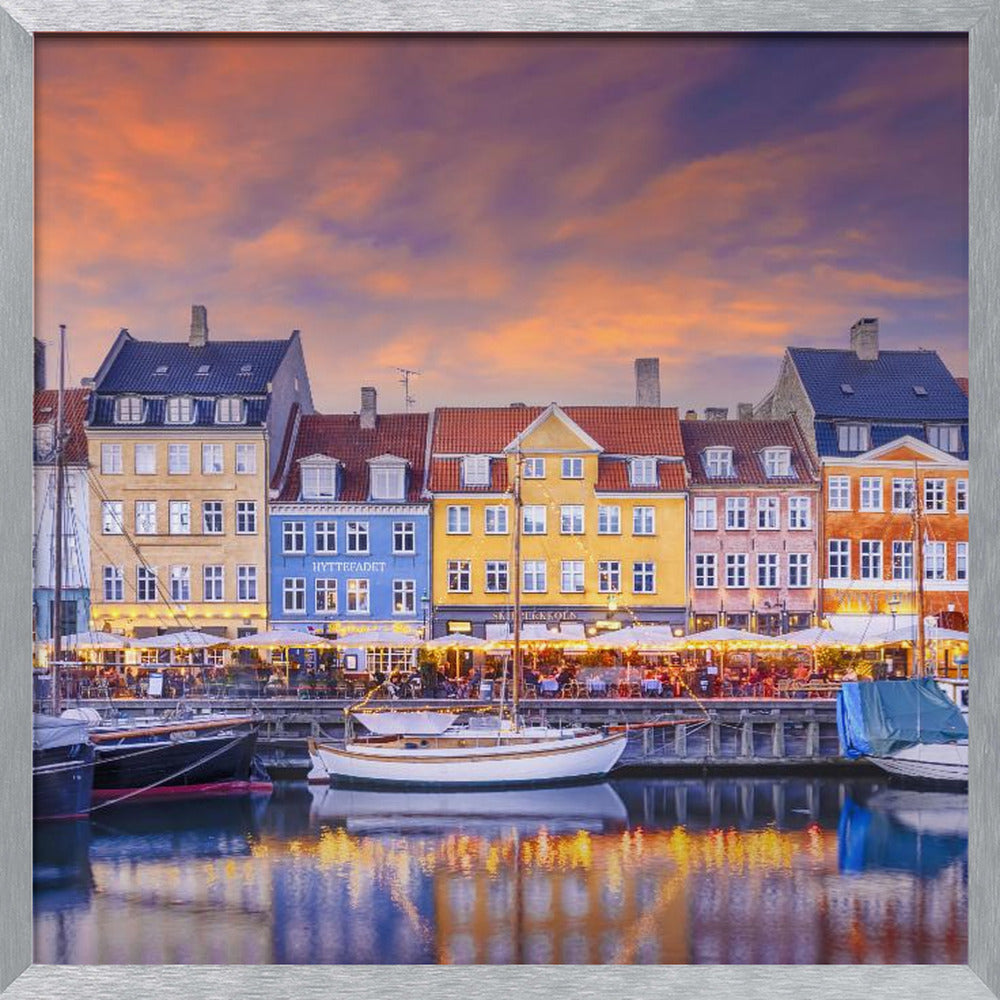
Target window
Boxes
[136,567,157,602]
[928,424,962,453]
[462,455,490,486]
[923,541,947,581]
[924,479,946,512]
[215,397,243,424]
[892,478,916,512]
[237,566,258,602]
[371,463,405,500]
[523,560,547,593]
[788,496,811,530]
[629,457,656,486]
[235,444,257,475]
[523,505,547,535]
[346,521,369,553]
[523,458,545,479]
[102,566,124,602]
[892,541,913,581]
[204,565,224,601]
[447,560,472,593]
[135,501,157,535]
[283,521,305,554]
[346,579,370,613]
[165,397,193,424]
[860,477,883,511]
[956,542,968,582]
[101,501,124,535]
[447,505,471,534]
[168,500,191,535]
[169,565,191,602]
[167,443,190,475]
[302,463,337,499]
[562,457,584,479]
[694,554,717,589]
[837,423,870,453]
[860,540,883,580]
[283,577,305,614]
[560,505,584,534]
[598,561,621,593]
[195,364,210,377]
[484,506,509,535]
[725,554,747,588]
[202,443,223,474]
[485,561,509,593]
[236,501,257,534]
[315,521,337,554]
[315,578,337,612]
[115,396,143,424]
[705,448,733,478]
[693,497,717,531]
[134,443,156,475]
[34,423,54,458]
[202,501,223,535]
[828,539,850,580]
[756,496,779,530]
[560,560,584,593]
[632,506,655,535]
[633,561,656,593]
[828,476,850,510]
[101,443,123,475]
[788,553,811,588]
[393,521,416,554]
[598,505,621,534]
[725,497,748,530]
[956,479,968,513]
[393,579,416,615]
[763,448,791,477]
[757,553,779,588]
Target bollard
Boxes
[772,718,786,758]
[708,714,721,758]
[740,717,754,758]
[642,724,654,757]
[674,723,687,759]
[806,720,820,757]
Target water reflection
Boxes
[33,776,967,965]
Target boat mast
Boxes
[913,460,926,678]
[512,447,523,726]
[51,324,67,714]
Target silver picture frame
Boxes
[1,3,997,997]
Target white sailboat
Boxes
[309,449,628,787]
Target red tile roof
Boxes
[955,376,968,397]
[34,389,90,465]
[276,412,429,503]
[595,458,686,493]
[681,419,818,487]
[428,457,510,494]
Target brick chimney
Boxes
[189,304,209,347]
[704,407,729,421]
[737,402,754,421]
[360,386,377,430]
[850,317,879,361]
[634,358,661,407]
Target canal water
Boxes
[33,776,967,965]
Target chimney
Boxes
[360,386,377,430]
[850,317,879,361]
[634,358,661,407]
[737,402,754,421]
[34,337,45,391]
[704,407,729,421]
[684,409,698,421]
[189,304,209,348]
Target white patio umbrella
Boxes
[777,626,875,648]
[875,624,969,645]
[53,630,129,650]
[681,626,790,684]
[332,630,423,648]
[128,629,230,650]
[229,629,335,649]
[423,634,492,679]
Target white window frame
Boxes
[484,506,509,535]
[598,560,621,593]
[956,541,968,581]
[632,506,655,535]
[522,505,547,535]
[522,560,547,594]
[860,477,883,512]
[135,500,157,535]
[891,540,913,581]
[302,463,337,500]
[522,457,545,479]
[693,497,717,531]
[462,455,491,487]
[115,396,143,424]
[560,560,584,593]
[100,443,123,475]
[282,577,306,614]
[392,579,416,615]
[725,553,748,589]
[446,505,471,535]
[763,448,791,478]
[924,541,947,581]
[756,552,779,588]
[788,553,811,589]
[392,520,416,554]
[827,476,851,511]
[136,566,157,602]
[756,496,779,530]
[371,463,406,500]
[169,565,191,602]
[828,539,850,580]
[562,457,584,480]
[346,579,370,614]
[237,565,259,603]
[837,423,870,453]
[891,478,916,513]
[956,479,968,514]
[282,521,305,554]
[705,448,733,478]
[860,540,883,581]
[102,565,124,602]
[134,443,156,475]
[215,397,243,424]
[202,443,224,475]
[204,565,225,602]
[101,500,124,535]
[629,457,656,486]
[315,578,337,613]
[447,560,472,594]
[235,443,258,476]
[167,443,190,475]
[235,500,257,535]
[165,397,193,424]
[168,500,191,535]
[928,424,962,453]
[202,501,223,535]
[788,496,811,530]
[632,561,656,594]
[598,505,621,534]
[724,496,748,530]
[924,478,947,513]
[345,521,370,554]
[315,521,337,554]
[560,505,584,535]
[694,553,717,589]
[485,561,509,594]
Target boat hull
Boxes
[869,742,969,786]
[33,743,95,821]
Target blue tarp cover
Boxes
[836,678,968,759]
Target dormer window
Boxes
[238,365,253,377]
[370,456,407,500]
[629,457,657,487]
[153,365,168,376]
[928,424,962,453]
[763,447,791,477]
[215,397,243,424]
[301,460,338,500]
[165,396,194,424]
[837,423,870,453]
[462,455,491,487]
[704,448,733,478]
[115,396,143,424]
[195,365,211,377]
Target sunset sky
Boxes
[35,35,968,414]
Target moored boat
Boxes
[33,714,95,821]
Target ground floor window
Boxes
[366,646,413,674]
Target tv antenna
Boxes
[396,367,420,411]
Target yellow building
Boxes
[427,403,688,638]
[84,306,313,639]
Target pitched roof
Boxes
[88,394,271,429]
[276,412,429,503]
[955,376,968,396]
[787,347,968,421]
[595,458,686,493]
[815,420,968,460]
[680,419,818,487]
[34,388,90,465]
[427,457,510,494]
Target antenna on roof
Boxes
[395,367,420,411]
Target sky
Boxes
[35,35,968,414]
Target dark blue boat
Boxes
[33,714,95,821]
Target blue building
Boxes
[269,387,431,671]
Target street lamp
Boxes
[420,592,430,640]
[888,594,901,627]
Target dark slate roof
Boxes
[788,347,969,421]
[95,334,291,395]
[815,420,969,460]
[89,395,270,429]
[34,389,90,465]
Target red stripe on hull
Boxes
[91,779,273,801]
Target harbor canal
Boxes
[34,775,967,965]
